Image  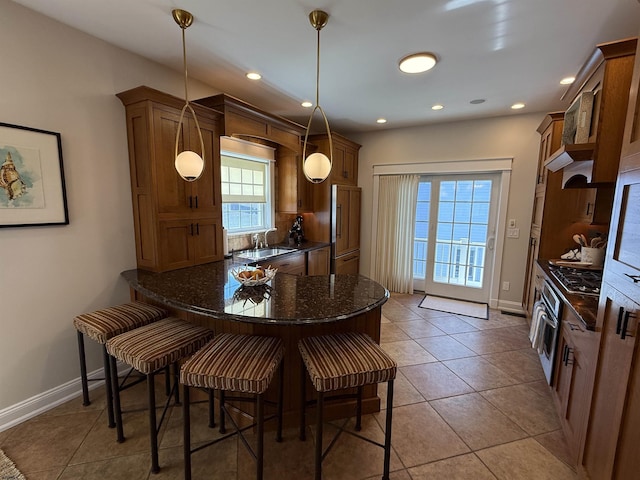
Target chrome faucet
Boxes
[263,227,277,247]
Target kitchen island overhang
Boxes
[121,261,390,422]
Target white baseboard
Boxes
[0,364,129,433]
[497,299,526,315]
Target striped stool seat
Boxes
[106,317,213,474]
[73,302,167,428]
[299,332,397,480]
[298,332,397,392]
[181,334,285,480]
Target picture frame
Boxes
[0,122,69,227]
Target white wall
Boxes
[351,113,544,311]
[0,1,218,418]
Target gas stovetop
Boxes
[549,266,602,296]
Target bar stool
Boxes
[298,332,397,480]
[180,333,285,480]
[106,317,213,474]
[73,302,167,427]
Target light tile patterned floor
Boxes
[0,293,576,479]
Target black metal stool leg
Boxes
[276,360,284,442]
[208,389,216,428]
[315,391,324,480]
[382,380,394,480]
[164,365,171,397]
[103,346,116,428]
[219,390,226,434]
[257,393,264,480]
[77,331,90,406]
[183,385,192,480]
[172,362,180,405]
[109,355,125,443]
[148,371,160,474]
[299,358,307,441]
[355,385,363,431]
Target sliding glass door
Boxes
[413,173,499,303]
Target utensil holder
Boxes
[581,247,605,266]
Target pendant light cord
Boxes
[182,26,190,104]
[315,27,321,107]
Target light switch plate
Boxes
[507,228,520,238]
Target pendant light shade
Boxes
[302,9,333,184]
[173,9,205,182]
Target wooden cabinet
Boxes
[195,94,310,214]
[307,246,330,276]
[546,38,636,185]
[332,185,361,258]
[621,34,640,172]
[117,86,224,272]
[571,186,615,225]
[269,251,306,276]
[581,282,640,479]
[552,312,597,465]
[334,251,360,275]
[308,133,360,186]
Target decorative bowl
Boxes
[231,266,277,286]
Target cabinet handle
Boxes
[195,196,198,209]
[624,273,640,283]
[562,344,568,365]
[568,322,582,332]
[621,311,635,340]
[616,307,624,335]
[189,196,193,208]
[586,202,592,216]
[564,347,574,366]
[190,223,194,236]
[196,223,200,235]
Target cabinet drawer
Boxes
[268,252,306,275]
[335,252,360,275]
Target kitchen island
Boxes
[121,260,389,421]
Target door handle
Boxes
[487,237,495,251]
[336,204,343,238]
[616,306,624,335]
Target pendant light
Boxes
[302,9,333,184]
[172,9,205,182]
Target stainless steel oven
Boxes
[536,280,563,384]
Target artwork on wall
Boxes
[0,122,69,227]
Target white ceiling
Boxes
[11,0,640,134]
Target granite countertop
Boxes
[121,252,389,325]
[537,260,599,330]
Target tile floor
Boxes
[0,293,577,479]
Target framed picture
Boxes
[0,122,69,227]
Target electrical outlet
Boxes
[502,281,510,291]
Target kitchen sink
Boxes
[235,247,296,261]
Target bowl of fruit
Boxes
[231,265,277,286]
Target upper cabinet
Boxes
[620,35,640,172]
[195,94,310,213]
[309,133,361,186]
[545,38,637,185]
[117,86,224,272]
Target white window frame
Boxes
[220,137,275,235]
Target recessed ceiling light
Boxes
[301,101,313,108]
[431,104,444,110]
[470,99,486,104]
[398,52,437,74]
[376,118,387,124]
[246,72,261,80]
[511,102,526,110]
[560,76,575,85]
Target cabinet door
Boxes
[153,106,191,215]
[329,142,347,185]
[192,217,224,265]
[308,247,330,275]
[277,150,312,213]
[158,219,196,271]
[582,283,639,479]
[189,115,222,215]
[334,186,350,256]
[620,32,640,172]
